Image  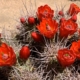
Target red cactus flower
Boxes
[78,28,80,36]
[0,43,16,66]
[58,11,64,16]
[19,46,30,60]
[68,3,80,16]
[28,17,35,25]
[57,49,76,67]
[31,32,44,42]
[71,14,77,22]
[60,18,66,22]
[70,40,80,60]
[37,5,54,20]
[20,17,26,24]
[37,18,58,39]
[59,19,78,38]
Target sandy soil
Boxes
[0,0,80,32]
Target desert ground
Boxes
[0,0,80,32]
